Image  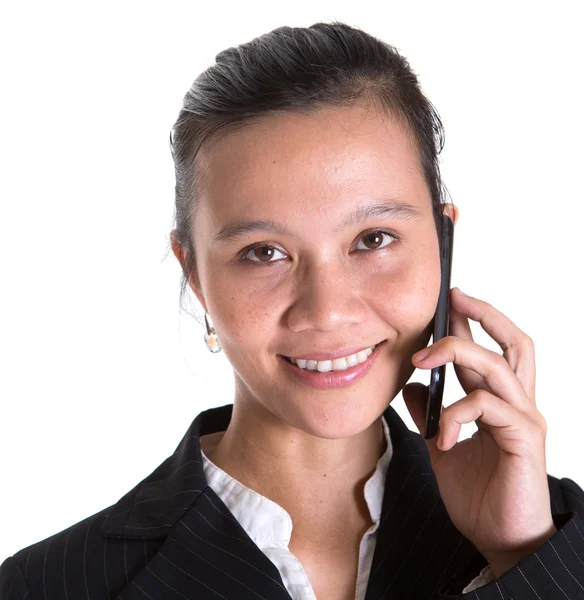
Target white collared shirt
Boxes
[201,415,493,598]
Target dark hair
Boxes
[169,20,449,319]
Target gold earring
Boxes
[204,312,222,353]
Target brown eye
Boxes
[356,230,395,251]
[242,245,287,263]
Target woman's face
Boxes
[178,103,447,439]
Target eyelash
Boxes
[238,229,399,265]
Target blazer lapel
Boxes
[364,404,487,599]
[113,488,293,599]
[102,403,292,599]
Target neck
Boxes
[201,399,387,541]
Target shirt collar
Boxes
[200,415,393,546]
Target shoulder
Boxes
[0,501,166,599]
[0,504,112,585]
[0,406,220,598]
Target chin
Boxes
[273,388,393,440]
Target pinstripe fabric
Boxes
[2,402,584,599]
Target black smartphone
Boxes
[423,214,455,440]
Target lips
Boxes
[278,340,386,390]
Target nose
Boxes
[285,261,366,333]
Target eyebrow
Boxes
[213,201,424,244]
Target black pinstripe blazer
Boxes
[2,402,584,599]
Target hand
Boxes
[402,287,556,577]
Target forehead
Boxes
[196,104,430,225]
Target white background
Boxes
[1,1,582,560]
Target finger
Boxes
[413,336,532,413]
[438,389,545,457]
[448,295,488,394]
[450,288,536,401]
[448,289,474,342]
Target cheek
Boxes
[366,251,441,331]
[204,275,279,351]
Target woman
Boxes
[2,21,583,600]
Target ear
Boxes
[170,229,207,312]
[442,203,459,226]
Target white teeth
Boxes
[356,350,368,362]
[331,357,348,371]
[346,353,359,367]
[288,345,377,372]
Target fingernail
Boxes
[456,287,467,296]
[413,348,430,361]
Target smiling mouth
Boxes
[277,341,386,389]
[280,341,385,372]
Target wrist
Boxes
[484,523,558,579]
